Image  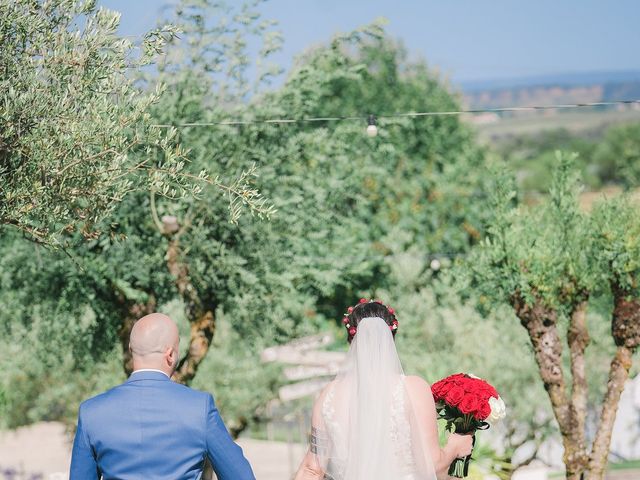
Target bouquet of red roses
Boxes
[431,373,506,478]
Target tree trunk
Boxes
[117,296,157,376]
[585,281,639,480]
[585,346,634,480]
[172,309,216,384]
[566,300,590,475]
[166,235,217,385]
[511,293,584,480]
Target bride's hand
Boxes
[447,433,474,458]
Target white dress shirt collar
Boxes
[131,368,170,378]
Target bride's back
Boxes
[305,300,437,480]
[318,374,420,479]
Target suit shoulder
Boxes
[167,382,212,404]
[180,384,213,400]
[79,384,122,411]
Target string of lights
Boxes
[150,99,640,130]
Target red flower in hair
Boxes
[348,327,357,336]
[359,298,368,304]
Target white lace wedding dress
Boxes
[309,317,437,480]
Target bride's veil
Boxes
[311,317,437,480]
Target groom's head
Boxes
[129,313,180,376]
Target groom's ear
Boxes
[166,346,178,368]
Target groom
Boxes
[69,313,255,480]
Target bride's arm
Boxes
[294,450,324,480]
[294,386,329,480]
[405,375,473,479]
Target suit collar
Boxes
[127,369,172,382]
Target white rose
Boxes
[487,396,506,424]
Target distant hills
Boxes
[458,70,640,109]
[458,70,640,92]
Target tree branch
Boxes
[511,291,586,479]
[165,228,217,385]
[586,281,639,480]
[586,345,634,480]
[512,292,571,431]
[567,299,590,470]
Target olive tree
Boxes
[464,152,639,479]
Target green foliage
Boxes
[0,5,492,434]
[465,152,596,311]
[497,123,640,192]
[593,123,640,188]
[466,150,639,308]
[191,314,282,432]
[590,196,640,294]
[0,0,200,245]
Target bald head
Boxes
[130,313,180,375]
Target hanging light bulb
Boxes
[430,258,441,271]
[366,114,378,137]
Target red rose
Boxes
[445,385,465,406]
[478,391,492,403]
[462,381,477,394]
[432,382,447,399]
[475,401,491,420]
[458,394,480,415]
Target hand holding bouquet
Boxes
[431,373,506,477]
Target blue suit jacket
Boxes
[69,370,255,480]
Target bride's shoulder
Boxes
[404,376,437,408]
[403,375,432,394]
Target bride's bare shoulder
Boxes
[404,376,437,409]
[404,375,431,393]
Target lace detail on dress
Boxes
[390,376,416,475]
[321,383,346,480]
[320,377,416,479]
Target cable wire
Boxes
[150,99,640,128]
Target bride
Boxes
[294,299,473,480]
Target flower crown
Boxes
[341,298,399,342]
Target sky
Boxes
[101,0,640,87]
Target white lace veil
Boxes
[310,317,437,480]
